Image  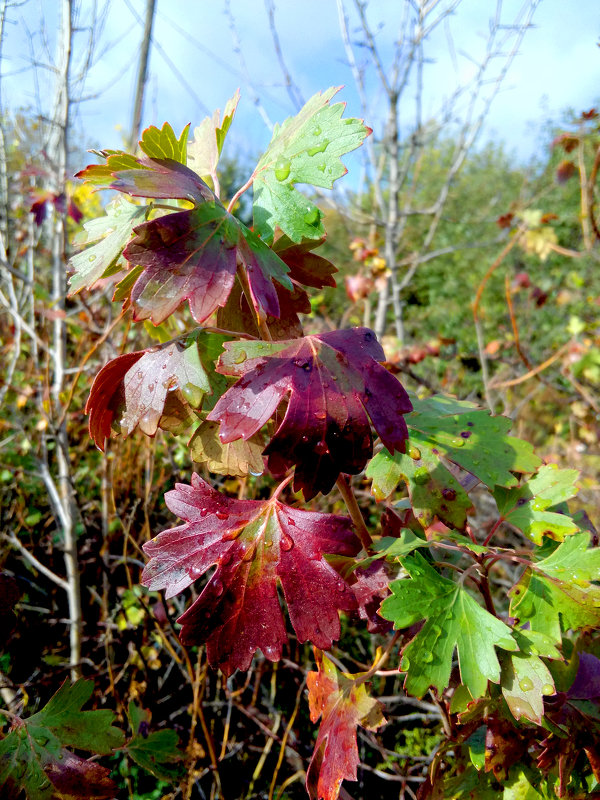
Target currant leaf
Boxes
[68,196,148,295]
[380,553,517,699]
[189,419,265,477]
[125,702,184,782]
[367,438,473,530]
[253,87,371,242]
[139,122,190,164]
[141,474,360,674]
[306,649,385,800]
[207,327,412,499]
[493,465,580,544]
[188,90,240,184]
[501,652,555,724]
[407,395,541,489]
[0,680,123,800]
[86,332,217,450]
[272,234,337,289]
[509,532,600,642]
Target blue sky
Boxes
[2,0,599,169]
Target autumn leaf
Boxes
[207,327,412,499]
[367,438,473,531]
[380,553,517,699]
[141,474,360,674]
[253,87,371,242]
[188,90,240,185]
[272,234,337,289]
[85,332,218,450]
[0,680,123,800]
[68,196,148,295]
[306,649,385,800]
[189,419,265,477]
[139,122,190,164]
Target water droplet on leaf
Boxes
[182,383,202,407]
[274,158,291,181]
[542,683,554,696]
[314,410,326,420]
[215,511,229,520]
[280,532,294,551]
[233,349,247,364]
[408,445,421,460]
[303,206,320,226]
[307,140,329,157]
[314,440,329,454]
[422,651,434,663]
[450,437,465,448]
[414,467,429,485]
[88,254,97,262]
[519,677,534,692]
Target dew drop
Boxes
[147,382,155,392]
[312,125,322,136]
[442,488,457,501]
[408,445,421,460]
[541,683,554,696]
[189,565,203,579]
[314,440,329,454]
[286,516,296,526]
[215,511,229,520]
[301,434,309,443]
[335,580,346,592]
[249,468,263,477]
[530,499,545,512]
[317,163,326,172]
[450,437,465,448]
[136,370,144,379]
[414,467,429,485]
[241,544,255,561]
[212,579,224,597]
[280,532,294,551]
[314,410,327,420]
[234,349,247,364]
[303,206,320,226]
[422,651,434,663]
[274,158,291,181]
[88,253,97,262]
[519,677,534,692]
[200,507,209,518]
[401,656,410,671]
[263,644,279,660]
[307,140,329,157]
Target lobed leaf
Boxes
[142,474,360,674]
[68,196,148,295]
[188,90,240,183]
[367,439,473,530]
[380,553,517,699]
[407,395,541,489]
[509,532,600,642]
[306,649,385,800]
[85,332,218,450]
[0,680,123,800]
[207,327,412,499]
[125,702,184,782]
[253,87,371,242]
[139,122,190,164]
[494,464,580,544]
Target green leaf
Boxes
[501,652,555,724]
[139,122,190,164]
[466,726,486,770]
[509,532,600,642]
[125,702,184,782]
[494,465,580,544]
[380,553,517,698]
[68,197,148,295]
[367,440,473,530]
[188,90,240,182]
[0,680,123,800]
[503,769,544,799]
[372,530,428,560]
[252,87,370,241]
[407,395,541,490]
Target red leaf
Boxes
[207,328,412,499]
[141,474,360,674]
[351,560,393,634]
[217,278,309,340]
[306,649,385,800]
[45,751,117,799]
[272,234,337,289]
[85,338,207,450]
[123,204,239,325]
